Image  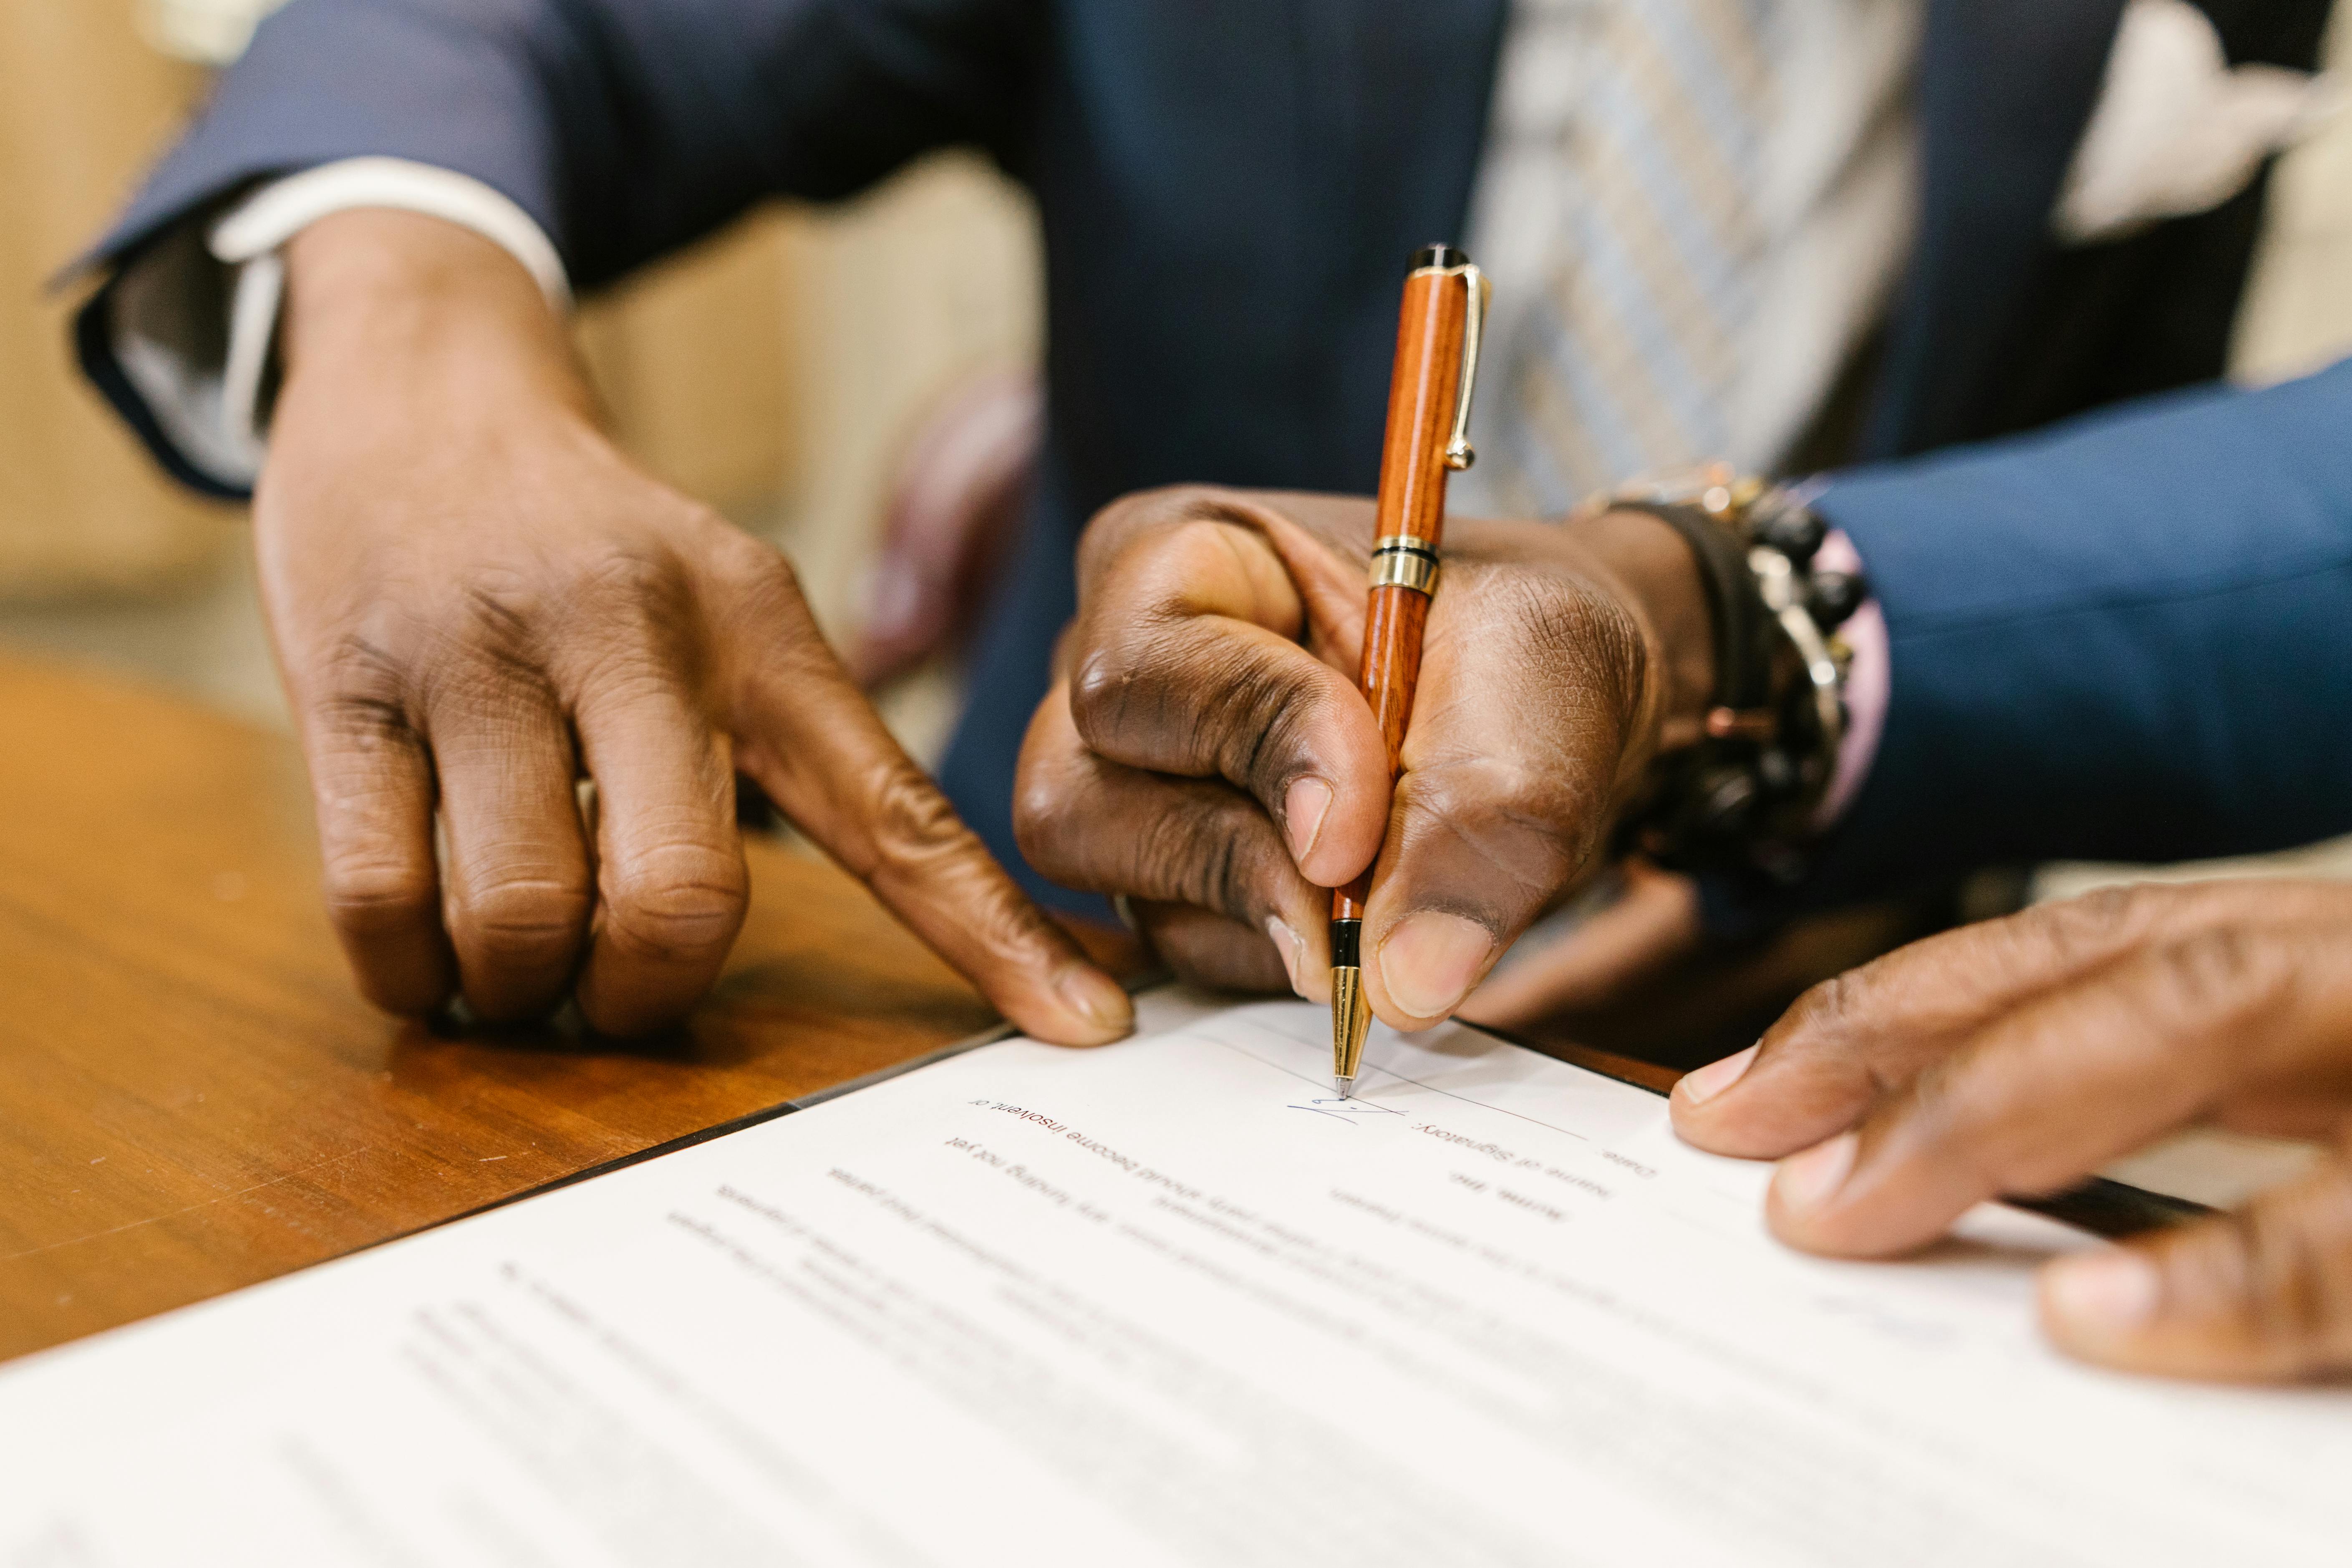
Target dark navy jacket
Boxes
[77,0,2352,918]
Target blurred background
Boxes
[3,0,2351,877]
[0,0,1043,766]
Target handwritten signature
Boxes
[1288,1096,1404,1125]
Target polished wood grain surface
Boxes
[0,657,1100,1362]
[0,655,1686,1366]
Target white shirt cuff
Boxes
[2056,0,2340,244]
[112,158,570,489]
[206,157,569,302]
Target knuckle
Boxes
[600,845,749,964]
[1071,624,1323,797]
[2067,882,2146,934]
[2149,925,2294,1033]
[867,765,1064,965]
[714,532,802,602]
[1784,971,1860,1039]
[457,872,594,965]
[1066,646,1141,744]
[310,632,414,716]
[529,545,692,660]
[1082,789,1261,920]
[961,873,1060,969]
[304,631,434,752]
[1078,484,1231,573]
[408,579,562,709]
[458,576,545,653]
[712,546,820,654]
[1064,610,1202,729]
[554,552,723,700]
[311,692,425,773]
[2028,884,2149,961]
[1069,502,1316,776]
[1766,970,1905,1093]
[867,765,976,874]
[320,855,436,938]
[1223,655,1322,799]
[1011,759,1080,878]
[1152,809,1248,919]
[575,550,693,647]
[1146,481,1237,510]
[571,541,690,612]
[2216,1192,2352,1362]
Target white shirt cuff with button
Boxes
[111,157,570,490]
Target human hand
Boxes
[1013,485,1713,1030]
[1670,879,2352,1381]
[256,209,1128,1043]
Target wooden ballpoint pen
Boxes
[1331,244,1488,1097]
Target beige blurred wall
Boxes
[767,153,1041,634]
[0,0,236,597]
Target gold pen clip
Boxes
[1444,264,1489,472]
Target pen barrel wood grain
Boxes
[1333,264,1472,927]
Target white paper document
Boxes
[4,993,2347,1566]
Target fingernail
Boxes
[1675,1044,1758,1106]
[1774,1132,1858,1215]
[1056,966,1133,1038]
[1377,912,1495,1020]
[2043,1248,2159,1336]
[1265,915,1308,998]
[1284,776,1335,863]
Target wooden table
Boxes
[0,657,1112,1362]
[0,655,1764,1371]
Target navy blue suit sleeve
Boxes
[92,0,1033,285]
[1712,358,2352,931]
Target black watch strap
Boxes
[1611,501,1769,713]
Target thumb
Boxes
[2038,1147,2352,1381]
[1359,564,1650,1029]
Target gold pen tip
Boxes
[1330,965,1371,1084]
[1334,1075,1355,1100]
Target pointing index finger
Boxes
[709,542,1132,1047]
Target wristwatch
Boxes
[1594,466,1866,882]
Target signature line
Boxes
[1219,1020,1591,1142]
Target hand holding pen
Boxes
[1329,245,1489,1094]
[1014,270,1719,1050]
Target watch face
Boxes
[1608,464,1766,528]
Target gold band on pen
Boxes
[1368,535,1441,595]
